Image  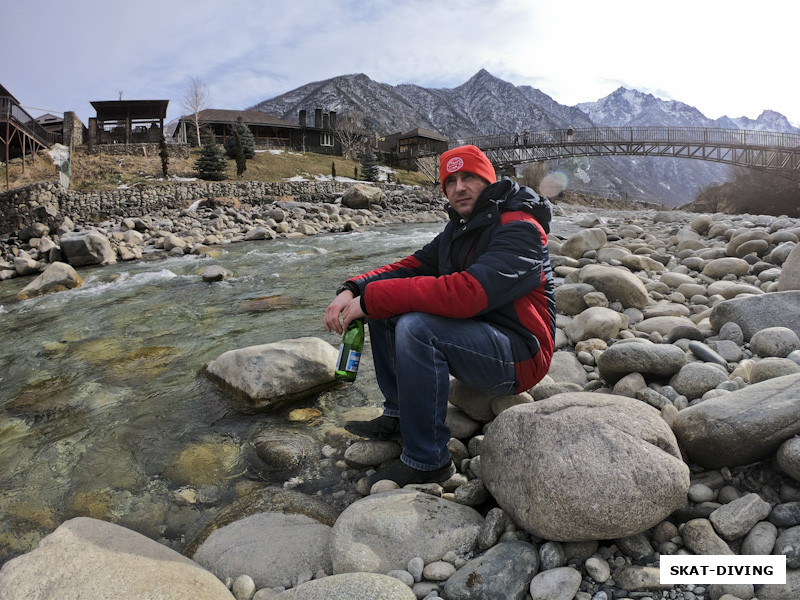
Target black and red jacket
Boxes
[343,178,556,393]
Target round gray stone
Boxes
[597,341,687,384]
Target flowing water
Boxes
[0,216,583,564]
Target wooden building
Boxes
[173,109,294,148]
[88,99,169,145]
[173,107,341,155]
[34,113,64,135]
[397,127,448,156]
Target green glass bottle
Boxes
[335,318,364,382]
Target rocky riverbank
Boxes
[0,181,446,286]
[2,183,800,600]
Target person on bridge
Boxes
[323,144,556,488]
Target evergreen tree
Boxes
[224,116,256,159]
[185,127,199,148]
[159,135,169,179]
[195,135,228,181]
[234,129,247,177]
[360,148,379,182]
[331,161,337,180]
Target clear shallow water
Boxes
[0,216,580,563]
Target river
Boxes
[0,215,585,564]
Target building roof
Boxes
[91,100,169,121]
[35,113,63,124]
[0,83,20,104]
[399,127,447,141]
[184,109,297,128]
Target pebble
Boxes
[585,555,611,583]
[232,574,256,600]
[688,483,716,503]
[529,566,582,600]
[422,561,456,581]
[386,569,415,586]
[539,540,566,570]
[407,557,424,582]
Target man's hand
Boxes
[324,290,365,335]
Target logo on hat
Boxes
[446,157,464,173]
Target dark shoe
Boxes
[367,459,456,488]
[344,415,403,443]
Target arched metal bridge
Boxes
[412,126,800,183]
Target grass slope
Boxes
[1,147,433,192]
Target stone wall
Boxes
[84,143,190,159]
[0,180,399,236]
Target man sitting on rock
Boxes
[323,145,556,488]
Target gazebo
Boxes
[88,99,169,145]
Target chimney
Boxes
[323,113,330,130]
[330,111,337,129]
[314,108,322,129]
[299,109,306,127]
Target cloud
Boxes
[3,0,799,126]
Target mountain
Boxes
[576,87,713,128]
[250,71,797,206]
[731,110,797,133]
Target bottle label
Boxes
[345,350,361,372]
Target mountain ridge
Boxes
[248,70,797,206]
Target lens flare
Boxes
[538,171,568,197]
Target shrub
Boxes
[195,138,228,181]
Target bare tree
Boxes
[334,114,368,160]
[182,77,210,147]
[521,162,547,191]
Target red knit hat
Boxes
[439,145,496,195]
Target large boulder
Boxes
[554,283,597,316]
[59,230,117,266]
[279,573,416,600]
[203,337,339,410]
[709,291,800,341]
[192,512,332,589]
[559,228,607,259]
[633,316,698,338]
[342,184,383,209]
[669,362,730,400]
[330,490,483,574]
[749,327,800,358]
[596,341,687,384]
[578,264,650,309]
[563,306,624,344]
[673,373,800,468]
[15,261,83,300]
[480,393,689,541]
[0,517,234,600]
[701,257,751,279]
[442,541,539,600]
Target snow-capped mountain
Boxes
[731,109,797,133]
[250,70,797,206]
[576,87,713,128]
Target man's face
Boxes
[444,171,489,220]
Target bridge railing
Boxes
[0,96,59,146]
[452,126,800,152]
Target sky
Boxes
[3,0,799,128]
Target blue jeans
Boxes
[368,313,517,470]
